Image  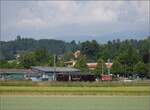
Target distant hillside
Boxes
[0,35,149,63]
[0,36,78,60]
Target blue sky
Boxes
[0,1,149,42]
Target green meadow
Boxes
[0,81,149,110]
[0,86,150,95]
[1,95,149,110]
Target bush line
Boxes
[0,80,150,87]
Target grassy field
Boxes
[1,95,149,110]
[0,81,149,110]
[0,80,149,87]
[0,80,150,95]
[0,86,150,95]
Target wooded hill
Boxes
[0,36,78,60]
[0,36,149,77]
[0,36,149,63]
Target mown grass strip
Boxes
[0,86,149,95]
[0,86,150,92]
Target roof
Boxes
[64,61,74,64]
[87,63,97,68]
[31,66,80,72]
[0,69,33,74]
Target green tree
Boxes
[70,40,78,52]
[48,55,54,66]
[34,49,50,65]
[81,40,99,61]
[19,52,36,68]
[146,63,150,78]
[57,58,65,67]
[74,55,88,72]
[138,37,150,63]
[0,60,9,68]
[63,52,74,61]
[16,35,21,41]
[133,61,149,77]
[116,44,141,74]
[117,43,140,65]
[111,60,123,74]
[94,59,105,75]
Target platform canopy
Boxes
[31,66,80,73]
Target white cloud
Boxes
[1,1,149,41]
[15,1,121,27]
[14,1,149,28]
[17,18,47,28]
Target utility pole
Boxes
[54,55,56,67]
[102,63,104,74]
[53,55,56,81]
[124,63,126,78]
[107,59,110,75]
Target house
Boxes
[86,63,98,70]
[74,50,81,58]
[31,66,80,81]
[0,69,34,80]
[64,60,76,67]
[65,61,98,70]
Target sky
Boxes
[0,1,149,42]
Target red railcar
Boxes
[101,75,112,81]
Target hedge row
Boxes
[0,80,149,87]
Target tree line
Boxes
[0,36,149,77]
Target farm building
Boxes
[31,66,96,81]
[0,69,35,80]
[0,67,96,81]
[31,66,81,81]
